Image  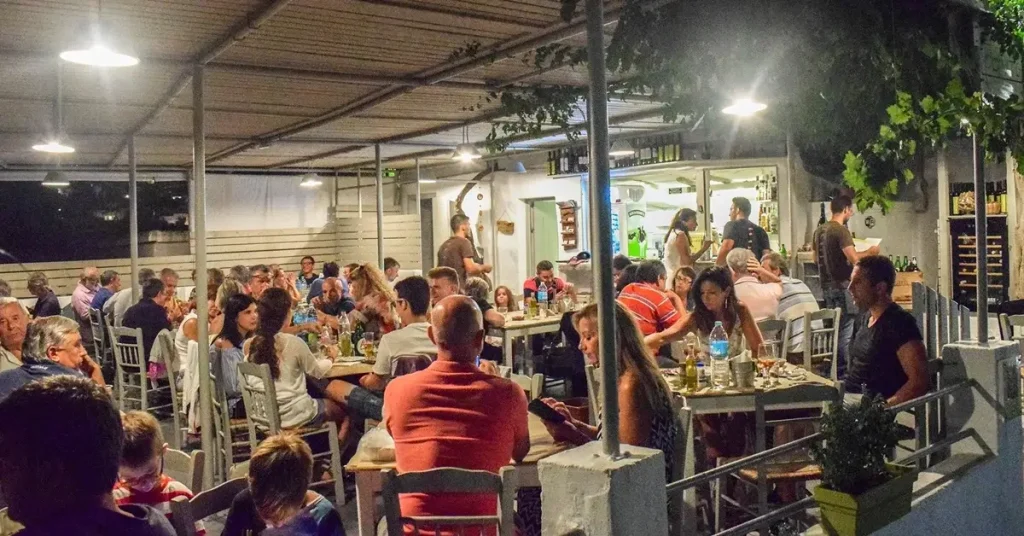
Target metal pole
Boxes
[416,158,422,218]
[192,64,214,488]
[972,133,988,343]
[585,0,620,458]
[375,144,385,267]
[357,169,363,217]
[128,137,139,302]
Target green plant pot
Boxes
[813,463,917,536]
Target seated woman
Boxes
[271,265,302,306]
[212,293,258,418]
[174,283,220,380]
[668,266,696,313]
[243,288,350,439]
[464,277,505,364]
[493,285,519,312]
[347,263,398,337]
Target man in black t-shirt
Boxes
[716,197,771,266]
[845,256,928,405]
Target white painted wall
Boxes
[202,174,333,231]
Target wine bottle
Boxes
[1000,181,1008,214]
[908,256,920,273]
[901,255,910,273]
[818,203,827,226]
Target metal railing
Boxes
[665,380,980,535]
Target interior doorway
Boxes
[526,198,559,275]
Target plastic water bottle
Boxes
[297,277,307,293]
[537,282,549,313]
[709,321,730,390]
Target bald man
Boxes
[384,296,530,521]
[71,266,100,341]
[310,277,354,317]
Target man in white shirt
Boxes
[726,248,781,322]
[332,276,436,422]
[70,267,99,339]
[104,268,155,327]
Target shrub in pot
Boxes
[809,395,917,536]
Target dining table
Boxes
[344,413,571,536]
[665,367,840,531]
[496,313,565,369]
[324,360,376,379]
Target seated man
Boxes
[26,271,60,318]
[753,252,821,355]
[71,266,100,336]
[310,277,355,316]
[0,279,10,298]
[0,376,175,535]
[159,268,187,325]
[384,256,401,284]
[427,266,460,305]
[122,277,172,361]
[298,255,319,288]
[307,261,347,303]
[726,247,781,322]
[384,296,530,524]
[0,298,29,373]
[0,316,105,402]
[90,269,122,313]
[617,260,682,337]
[846,256,928,405]
[522,260,569,303]
[105,268,156,327]
[248,264,272,300]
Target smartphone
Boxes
[527,398,566,424]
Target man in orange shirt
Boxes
[617,260,684,336]
[384,295,530,530]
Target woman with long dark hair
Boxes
[244,288,348,432]
[212,293,257,417]
[663,208,713,275]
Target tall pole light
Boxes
[128,136,139,302]
[585,0,620,458]
[192,64,214,488]
[376,144,385,267]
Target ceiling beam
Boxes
[104,0,297,168]
[202,1,648,166]
[350,0,544,29]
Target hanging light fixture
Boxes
[510,161,528,173]
[451,126,482,162]
[299,172,322,188]
[722,98,767,117]
[33,62,75,154]
[60,2,139,67]
[609,139,635,157]
[41,171,70,188]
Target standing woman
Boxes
[663,208,713,276]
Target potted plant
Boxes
[809,395,917,536]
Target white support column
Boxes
[192,64,214,489]
[128,137,139,302]
[375,143,384,267]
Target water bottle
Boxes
[537,282,549,314]
[296,277,307,293]
[709,321,730,390]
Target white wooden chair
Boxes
[237,362,346,506]
[168,477,247,536]
[999,313,1024,341]
[756,318,790,360]
[210,348,250,484]
[800,308,842,380]
[87,307,110,366]
[509,372,545,400]
[381,467,517,536]
[108,326,173,413]
[157,330,187,449]
[165,448,205,495]
[585,364,601,425]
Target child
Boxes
[222,433,345,536]
[113,410,206,535]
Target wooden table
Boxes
[497,314,564,369]
[325,361,376,379]
[345,414,570,536]
[666,369,839,530]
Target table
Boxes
[667,369,838,530]
[325,361,376,379]
[497,314,564,369]
[345,414,570,536]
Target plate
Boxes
[335,356,363,364]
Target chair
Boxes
[999,313,1024,341]
[510,372,545,400]
[391,353,434,377]
[168,477,247,536]
[800,308,842,380]
[585,364,601,425]
[210,348,250,484]
[157,330,187,449]
[87,307,110,366]
[756,318,789,356]
[237,362,346,506]
[165,448,205,494]
[108,326,173,413]
[381,467,517,536]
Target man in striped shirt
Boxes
[756,252,821,354]
[617,260,683,337]
[114,411,205,535]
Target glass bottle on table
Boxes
[684,337,699,392]
[337,314,353,358]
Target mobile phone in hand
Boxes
[528,398,566,424]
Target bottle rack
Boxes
[950,216,1009,311]
[558,201,579,250]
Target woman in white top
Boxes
[174,283,221,379]
[244,288,348,433]
[663,208,713,278]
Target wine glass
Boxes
[359,332,376,359]
[757,342,781,386]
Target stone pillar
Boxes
[538,442,668,536]
[940,340,1021,458]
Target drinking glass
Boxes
[497,306,509,316]
[757,342,781,386]
[359,332,376,359]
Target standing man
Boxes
[90,270,122,313]
[437,214,491,289]
[716,197,771,266]
[813,195,880,379]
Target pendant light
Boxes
[722,98,767,117]
[609,139,635,157]
[451,126,482,162]
[41,170,70,188]
[33,62,75,154]
[299,173,322,188]
[60,1,139,67]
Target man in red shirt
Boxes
[617,260,684,337]
[522,260,569,303]
[384,295,530,529]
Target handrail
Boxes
[888,380,975,414]
[895,428,979,465]
[714,497,816,536]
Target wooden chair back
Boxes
[210,348,240,483]
[510,372,545,400]
[391,353,434,377]
[168,478,247,536]
[165,448,205,495]
[801,308,842,380]
[158,330,186,449]
[108,326,146,411]
[237,362,283,449]
[756,318,789,359]
[999,313,1024,341]
[585,364,601,425]
[87,307,108,363]
[381,467,516,536]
